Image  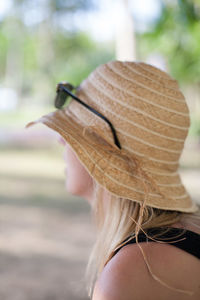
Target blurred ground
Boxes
[0,125,199,300]
[0,206,93,300]
[0,126,95,300]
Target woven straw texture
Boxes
[26,61,198,213]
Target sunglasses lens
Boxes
[55,83,74,109]
[55,90,67,108]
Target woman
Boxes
[26,61,200,299]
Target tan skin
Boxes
[58,136,200,300]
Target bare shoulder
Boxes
[92,242,200,300]
[92,243,146,300]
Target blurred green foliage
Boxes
[138,0,200,138]
[0,0,114,107]
[140,0,200,84]
[189,117,200,138]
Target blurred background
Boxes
[0,0,200,299]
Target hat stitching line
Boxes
[82,88,183,154]
[91,71,188,125]
[103,63,188,117]
[65,106,179,165]
[107,62,184,103]
[142,168,178,176]
[49,113,186,196]
[125,62,177,91]
[62,112,182,187]
[137,62,173,80]
[64,106,180,165]
[92,71,189,130]
[125,62,178,90]
[85,140,182,187]
[123,62,180,92]
[79,84,184,143]
[43,117,159,198]
[77,126,187,198]
[107,62,184,102]
[66,104,181,176]
[47,117,188,200]
[94,67,188,117]
[63,111,182,179]
[101,140,178,165]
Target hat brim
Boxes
[26,108,198,213]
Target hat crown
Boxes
[69,61,190,173]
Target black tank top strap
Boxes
[114,227,200,259]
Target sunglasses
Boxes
[54,82,121,149]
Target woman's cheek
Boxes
[65,163,90,196]
[63,145,90,196]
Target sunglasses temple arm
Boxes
[61,86,121,149]
[102,119,122,149]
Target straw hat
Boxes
[26,61,198,213]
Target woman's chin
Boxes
[64,180,80,197]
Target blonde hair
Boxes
[86,182,199,297]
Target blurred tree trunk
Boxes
[115,0,136,61]
[35,3,55,105]
[4,16,24,106]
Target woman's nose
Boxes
[57,136,66,146]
